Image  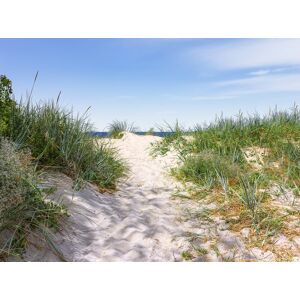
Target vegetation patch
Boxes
[174,151,241,191]
[154,107,300,260]
[0,75,127,260]
[7,100,126,189]
[107,120,137,139]
[0,139,66,260]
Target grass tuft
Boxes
[7,100,126,189]
[0,139,66,260]
[108,120,137,139]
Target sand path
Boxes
[24,132,291,262]
[24,133,190,261]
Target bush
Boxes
[8,100,126,189]
[0,139,65,260]
[0,75,16,135]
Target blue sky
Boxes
[1,38,300,130]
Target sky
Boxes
[1,38,300,131]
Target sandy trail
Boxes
[24,133,190,261]
[24,132,297,262]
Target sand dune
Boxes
[24,133,191,261]
[24,132,296,262]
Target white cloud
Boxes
[189,39,300,70]
[217,73,300,93]
[248,67,300,77]
[249,69,271,76]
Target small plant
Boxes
[108,120,137,139]
[185,208,214,224]
[175,151,240,189]
[181,251,194,261]
[195,247,208,256]
[145,127,154,136]
[239,176,260,218]
[151,120,188,156]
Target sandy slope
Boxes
[24,132,300,262]
[24,133,191,261]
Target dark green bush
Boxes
[0,75,16,135]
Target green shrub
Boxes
[0,75,16,135]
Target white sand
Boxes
[24,132,299,262]
[24,133,190,261]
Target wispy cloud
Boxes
[217,73,300,93]
[186,40,300,97]
[248,67,299,77]
[248,69,271,76]
[191,95,237,101]
[188,39,300,70]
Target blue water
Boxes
[91,131,173,138]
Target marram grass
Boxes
[108,120,137,139]
[8,100,127,189]
[153,105,300,248]
[0,139,66,260]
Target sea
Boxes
[91,131,173,138]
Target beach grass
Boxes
[7,100,126,189]
[108,120,137,139]
[153,105,300,250]
[0,75,127,260]
[0,139,67,260]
